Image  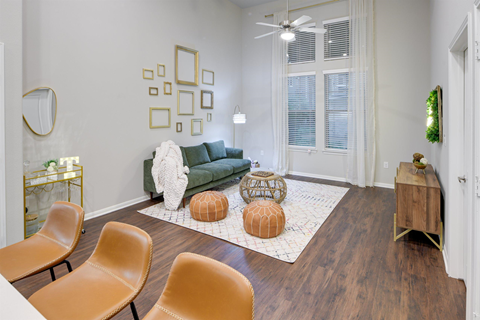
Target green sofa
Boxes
[144,140,251,200]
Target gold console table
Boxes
[23,164,83,239]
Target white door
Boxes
[0,43,5,249]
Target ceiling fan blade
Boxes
[298,27,327,34]
[254,30,279,39]
[291,15,312,27]
[256,22,282,28]
[298,22,316,29]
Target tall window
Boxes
[324,71,349,151]
[288,73,316,148]
[323,17,350,60]
[288,26,316,64]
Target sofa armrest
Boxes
[225,147,243,159]
[143,159,156,193]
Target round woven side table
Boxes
[239,171,287,204]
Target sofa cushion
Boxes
[203,140,227,161]
[186,169,213,190]
[212,159,251,174]
[152,147,190,168]
[192,163,233,181]
[183,144,211,167]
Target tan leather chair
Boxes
[143,252,255,320]
[29,221,153,320]
[0,201,84,283]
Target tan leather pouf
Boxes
[189,191,229,222]
[243,200,285,238]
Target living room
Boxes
[0,0,479,319]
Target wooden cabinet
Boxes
[394,162,442,250]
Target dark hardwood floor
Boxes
[13,175,465,319]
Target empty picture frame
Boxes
[207,113,212,122]
[149,107,171,128]
[201,90,213,109]
[176,122,182,132]
[176,45,199,86]
[149,87,158,96]
[143,68,154,80]
[177,90,194,115]
[164,82,172,95]
[157,64,165,77]
[191,119,203,136]
[202,69,214,85]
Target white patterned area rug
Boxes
[138,179,349,263]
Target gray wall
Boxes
[241,0,432,186]
[0,0,24,245]
[23,0,243,216]
[429,0,474,278]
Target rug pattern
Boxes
[138,179,349,263]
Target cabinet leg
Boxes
[150,192,153,200]
[183,198,186,208]
[394,213,397,242]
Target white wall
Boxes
[241,0,432,186]
[0,0,24,245]
[23,0,243,216]
[429,0,473,279]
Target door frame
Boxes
[446,14,474,280]
[0,43,5,249]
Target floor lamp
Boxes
[233,105,246,148]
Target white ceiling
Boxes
[230,0,277,9]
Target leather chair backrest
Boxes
[88,222,153,291]
[38,201,84,249]
[157,252,254,320]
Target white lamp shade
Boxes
[233,113,246,124]
[281,30,295,41]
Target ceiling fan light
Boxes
[281,30,295,41]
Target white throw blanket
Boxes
[152,140,189,210]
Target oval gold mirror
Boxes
[23,87,57,136]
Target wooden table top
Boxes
[396,162,440,189]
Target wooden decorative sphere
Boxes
[239,172,287,204]
[243,200,285,238]
[189,191,229,222]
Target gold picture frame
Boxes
[149,107,171,128]
[207,113,212,122]
[149,87,158,96]
[164,82,172,95]
[191,119,203,136]
[177,90,194,115]
[175,45,199,86]
[143,68,154,80]
[157,64,165,77]
[176,122,182,132]
[202,69,214,85]
[201,90,214,109]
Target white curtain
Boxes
[272,10,289,176]
[346,0,376,187]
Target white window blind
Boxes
[324,72,348,150]
[288,27,316,64]
[288,74,316,147]
[324,18,349,60]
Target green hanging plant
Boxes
[426,89,440,143]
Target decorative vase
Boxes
[413,162,427,174]
[46,170,58,181]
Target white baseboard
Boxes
[287,171,394,189]
[85,195,150,221]
[443,247,449,275]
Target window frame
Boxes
[323,16,350,61]
[287,71,318,151]
[323,68,350,155]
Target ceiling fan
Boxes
[254,0,326,41]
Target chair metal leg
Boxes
[130,302,139,320]
[64,260,73,273]
[49,268,56,281]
